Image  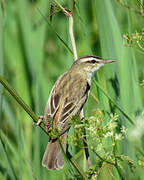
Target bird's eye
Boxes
[91,60,96,64]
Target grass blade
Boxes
[0,135,18,180]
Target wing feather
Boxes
[44,71,90,135]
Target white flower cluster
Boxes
[68,109,135,177]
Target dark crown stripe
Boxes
[72,55,103,66]
[78,55,102,60]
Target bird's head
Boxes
[73,55,115,74]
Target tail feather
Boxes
[42,133,67,170]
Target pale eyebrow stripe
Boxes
[78,55,102,60]
[79,57,102,63]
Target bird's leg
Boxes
[80,110,92,167]
[83,129,92,168]
[34,115,44,126]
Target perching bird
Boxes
[42,55,115,170]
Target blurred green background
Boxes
[0,0,144,179]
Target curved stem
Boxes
[69,15,78,60]
[0,76,47,134]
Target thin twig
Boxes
[53,0,78,60]
[67,1,92,168]
[53,0,70,16]
[69,15,78,60]
[35,6,73,55]
[68,14,84,133]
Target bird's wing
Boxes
[44,72,90,135]
[44,84,61,131]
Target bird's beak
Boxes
[101,59,116,64]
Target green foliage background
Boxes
[0,0,144,179]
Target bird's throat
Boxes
[86,71,93,86]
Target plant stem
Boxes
[35,5,73,55]
[83,138,115,166]
[59,140,89,180]
[69,15,78,60]
[0,76,47,134]
[0,4,5,129]
[53,0,70,16]
[115,163,125,180]
[94,150,115,166]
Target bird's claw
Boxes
[33,115,44,126]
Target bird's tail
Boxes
[42,133,67,170]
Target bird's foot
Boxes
[33,115,44,126]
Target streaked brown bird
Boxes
[42,55,115,170]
